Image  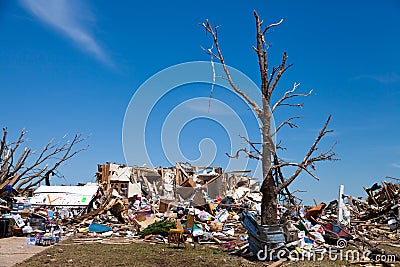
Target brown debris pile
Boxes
[1,160,399,266]
[49,162,258,251]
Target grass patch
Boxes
[16,238,398,267]
[15,240,255,267]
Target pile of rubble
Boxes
[323,182,399,241]
[52,179,399,265]
[242,181,400,264]
[55,180,260,250]
[1,161,399,265]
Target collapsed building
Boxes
[95,162,259,205]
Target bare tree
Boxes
[0,128,88,195]
[201,11,337,224]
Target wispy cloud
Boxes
[353,72,400,84]
[20,0,113,66]
[391,162,400,168]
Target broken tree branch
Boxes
[272,116,302,136]
[277,115,336,191]
[226,148,261,160]
[239,135,262,156]
[201,20,263,118]
[0,129,88,193]
[271,83,312,113]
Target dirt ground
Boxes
[7,237,400,267]
[0,237,47,267]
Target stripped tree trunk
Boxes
[201,10,337,226]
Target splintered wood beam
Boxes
[205,174,222,185]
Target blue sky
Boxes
[1,0,399,204]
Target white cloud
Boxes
[354,72,400,84]
[20,0,113,66]
[391,162,400,168]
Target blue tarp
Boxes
[88,223,112,233]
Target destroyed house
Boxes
[96,162,259,204]
[96,163,162,202]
